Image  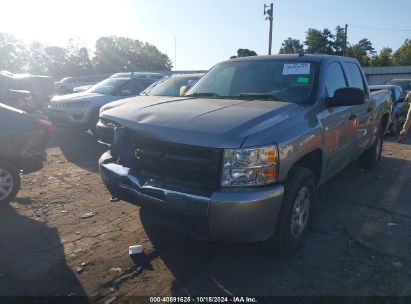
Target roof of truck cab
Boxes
[225,54,359,64]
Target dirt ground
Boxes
[1,129,411,303]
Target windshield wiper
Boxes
[238,93,283,101]
[187,92,220,98]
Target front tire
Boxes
[271,167,316,255]
[0,160,21,204]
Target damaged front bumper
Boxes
[99,151,284,242]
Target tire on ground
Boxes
[0,160,21,204]
[271,166,317,255]
[359,121,384,170]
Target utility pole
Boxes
[264,3,274,55]
[174,35,177,71]
[343,24,348,55]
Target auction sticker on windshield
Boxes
[283,63,310,75]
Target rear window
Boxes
[344,62,366,92]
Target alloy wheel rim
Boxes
[290,186,311,239]
[0,168,14,201]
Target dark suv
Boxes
[0,104,53,203]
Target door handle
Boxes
[348,113,358,120]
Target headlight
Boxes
[66,100,90,108]
[222,145,279,187]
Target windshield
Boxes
[186,59,317,103]
[142,75,200,96]
[87,78,129,94]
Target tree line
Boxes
[278,26,411,67]
[0,33,173,79]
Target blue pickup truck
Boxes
[98,54,391,254]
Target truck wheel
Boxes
[0,160,21,204]
[359,124,384,170]
[272,167,316,255]
[389,117,399,134]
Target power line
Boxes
[349,24,411,32]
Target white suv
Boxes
[54,75,110,95]
[48,72,164,133]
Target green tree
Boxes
[369,47,393,67]
[26,41,49,74]
[0,32,26,72]
[346,38,375,66]
[279,38,304,54]
[304,28,334,54]
[333,26,346,55]
[64,38,94,76]
[93,36,172,73]
[231,48,257,58]
[392,39,411,66]
[44,46,67,79]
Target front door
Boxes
[320,61,358,180]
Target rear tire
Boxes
[0,160,21,204]
[270,167,316,255]
[389,117,399,134]
[359,123,384,170]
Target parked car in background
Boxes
[73,85,93,93]
[99,54,391,254]
[109,72,165,80]
[47,72,163,134]
[370,85,407,134]
[141,73,203,96]
[54,74,110,95]
[0,71,54,113]
[385,79,411,97]
[9,74,54,111]
[96,73,204,145]
[0,103,53,204]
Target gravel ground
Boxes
[1,130,411,303]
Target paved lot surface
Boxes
[1,130,411,302]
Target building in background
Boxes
[363,66,411,85]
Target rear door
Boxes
[319,61,358,180]
[343,61,373,155]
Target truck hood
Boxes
[102,97,304,148]
[100,95,193,113]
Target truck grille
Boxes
[130,136,222,195]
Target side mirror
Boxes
[179,85,190,96]
[119,89,132,96]
[328,87,365,107]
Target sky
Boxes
[1,0,411,70]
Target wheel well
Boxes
[381,113,390,131]
[292,149,323,185]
